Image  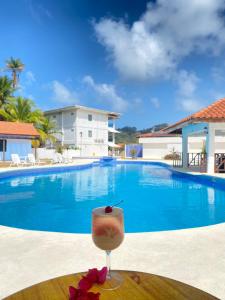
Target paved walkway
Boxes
[1,224,225,299]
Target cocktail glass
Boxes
[92,206,124,290]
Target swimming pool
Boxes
[0,162,225,233]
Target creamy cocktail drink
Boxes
[92,205,124,290]
[92,207,124,251]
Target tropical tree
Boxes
[6,57,25,88]
[31,139,40,159]
[37,117,58,146]
[0,76,14,107]
[0,96,43,123]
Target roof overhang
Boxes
[0,134,39,139]
[44,105,120,118]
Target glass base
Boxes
[100,271,123,290]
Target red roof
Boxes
[165,97,225,132]
[138,132,180,138]
[0,121,39,137]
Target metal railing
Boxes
[187,153,207,173]
[172,152,183,168]
[188,153,207,166]
[214,153,225,173]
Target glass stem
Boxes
[106,250,111,279]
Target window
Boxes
[71,112,74,116]
[0,140,7,152]
[88,114,92,121]
[88,130,92,138]
[53,115,56,118]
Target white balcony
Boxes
[108,142,120,148]
[108,127,120,133]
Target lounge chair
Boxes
[62,153,73,164]
[27,153,44,165]
[10,154,29,167]
[52,153,63,164]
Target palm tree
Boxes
[0,76,14,107]
[37,117,58,146]
[6,57,25,88]
[0,96,43,123]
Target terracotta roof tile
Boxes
[0,121,39,137]
[165,97,225,132]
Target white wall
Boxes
[139,136,225,159]
[139,136,182,159]
[34,148,81,160]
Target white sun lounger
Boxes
[52,153,63,164]
[27,153,45,165]
[10,154,30,167]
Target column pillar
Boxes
[206,124,215,174]
[182,133,188,168]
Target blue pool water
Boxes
[0,162,225,233]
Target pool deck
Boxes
[1,159,225,299]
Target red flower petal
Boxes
[69,286,78,300]
[87,292,101,300]
[78,276,93,291]
[97,267,108,284]
[86,268,98,283]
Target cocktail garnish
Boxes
[104,200,123,213]
[105,206,112,213]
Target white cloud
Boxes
[179,99,202,112]
[176,70,202,112]
[176,70,199,97]
[28,0,53,24]
[150,97,160,109]
[94,0,225,81]
[83,75,128,112]
[51,81,79,104]
[25,71,36,85]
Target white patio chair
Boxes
[62,153,73,164]
[27,153,44,165]
[10,154,29,167]
[52,153,63,164]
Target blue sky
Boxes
[1,0,225,128]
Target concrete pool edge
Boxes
[1,223,225,299]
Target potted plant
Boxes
[130,148,137,159]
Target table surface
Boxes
[4,270,219,300]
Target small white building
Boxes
[139,97,225,173]
[0,121,39,161]
[138,132,208,159]
[44,105,120,157]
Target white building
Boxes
[44,105,120,157]
[0,121,39,161]
[139,97,225,173]
[138,131,225,160]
